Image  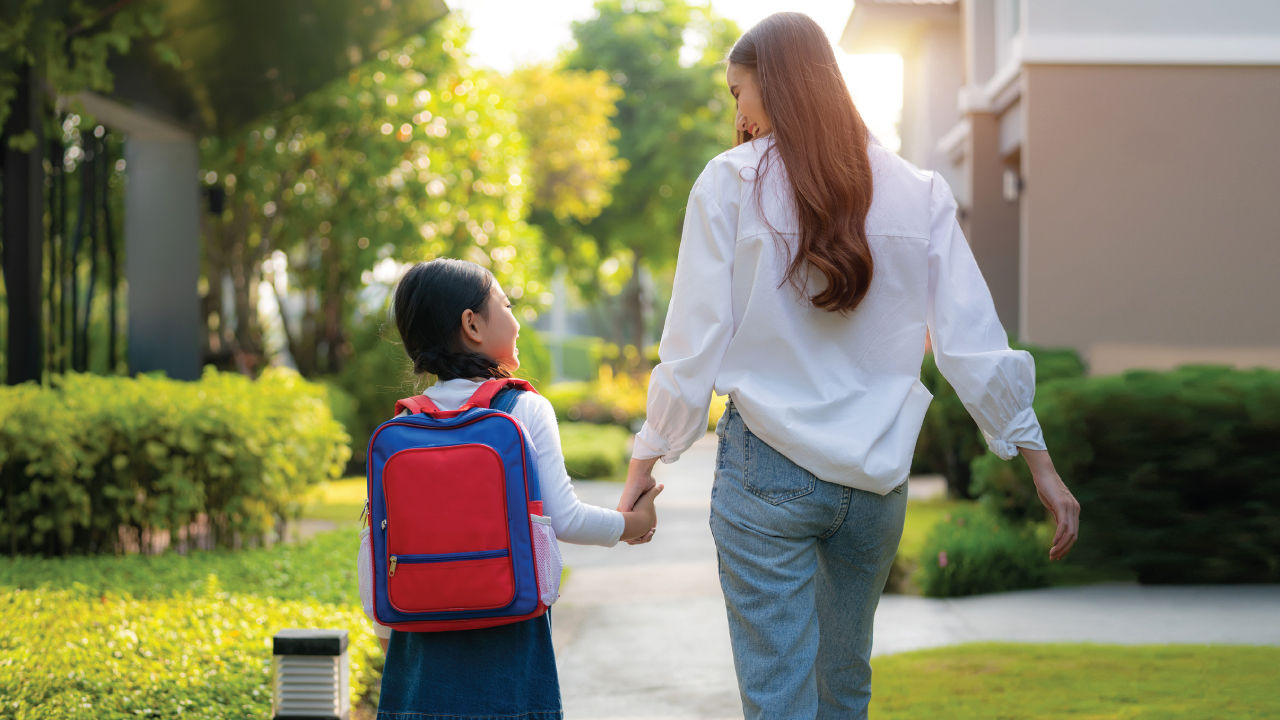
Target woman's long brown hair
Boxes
[730,13,875,314]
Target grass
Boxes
[0,525,364,604]
[900,498,969,560]
[302,477,367,523]
[872,643,1280,719]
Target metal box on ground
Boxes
[272,629,350,720]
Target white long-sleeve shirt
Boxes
[632,137,1046,495]
[416,378,625,545]
[361,378,624,638]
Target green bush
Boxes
[543,372,648,427]
[918,506,1049,598]
[559,422,632,480]
[971,365,1280,584]
[914,343,1085,499]
[0,526,384,716]
[0,369,350,556]
[0,587,381,719]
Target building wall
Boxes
[965,111,1020,332]
[1021,64,1280,369]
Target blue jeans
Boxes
[710,402,908,720]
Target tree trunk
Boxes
[622,246,647,368]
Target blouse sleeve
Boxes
[633,180,737,463]
[926,173,1047,459]
[515,393,625,546]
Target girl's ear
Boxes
[460,308,484,346]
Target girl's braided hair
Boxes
[392,259,511,381]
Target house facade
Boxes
[842,0,1280,374]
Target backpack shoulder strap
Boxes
[464,378,537,411]
[490,386,524,415]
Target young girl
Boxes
[360,258,662,719]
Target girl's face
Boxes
[728,63,771,138]
[459,281,521,374]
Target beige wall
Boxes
[1020,64,1280,371]
[965,111,1021,332]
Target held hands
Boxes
[619,457,661,545]
[1021,448,1080,561]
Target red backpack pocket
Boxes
[382,444,515,613]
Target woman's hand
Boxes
[1021,448,1080,561]
[619,483,664,544]
[619,457,659,512]
[618,457,660,544]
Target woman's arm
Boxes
[924,173,1080,559]
[631,178,738,470]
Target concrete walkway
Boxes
[552,433,1280,720]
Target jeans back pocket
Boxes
[743,427,817,505]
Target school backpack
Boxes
[362,378,561,632]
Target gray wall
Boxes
[1020,64,1280,367]
[125,138,202,380]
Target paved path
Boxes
[553,434,1280,720]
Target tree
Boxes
[503,64,626,288]
[563,0,739,355]
[0,0,172,146]
[199,16,541,377]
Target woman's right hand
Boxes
[619,483,664,544]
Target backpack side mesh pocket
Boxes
[529,514,562,606]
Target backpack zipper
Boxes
[388,549,510,577]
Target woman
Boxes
[618,13,1079,719]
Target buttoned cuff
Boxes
[632,423,681,463]
[983,406,1047,460]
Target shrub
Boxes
[543,370,648,427]
[559,423,632,480]
[970,365,1280,584]
[0,588,381,718]
[918,506,1049,598]
[0,527,384,715]
[0,369,350,556]
[914,343,1085,499]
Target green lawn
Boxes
[302,477,367,523]
[872,643,1280,719]
[900,499,968,560]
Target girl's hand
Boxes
[1021,448,1080,561]
[620,483,664,544]
[618,457,659,512]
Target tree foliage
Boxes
[563,0,740,348]
[504,64,626,280]
[0,0,174,145]
[199,17,540,377]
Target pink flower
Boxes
[937,551,949,568]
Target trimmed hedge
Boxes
[914,343,1085,499]
[0,369,350,556]
[917,505,1050,597]
[971,365,1280,584]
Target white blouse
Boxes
[632,137,1046,495]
